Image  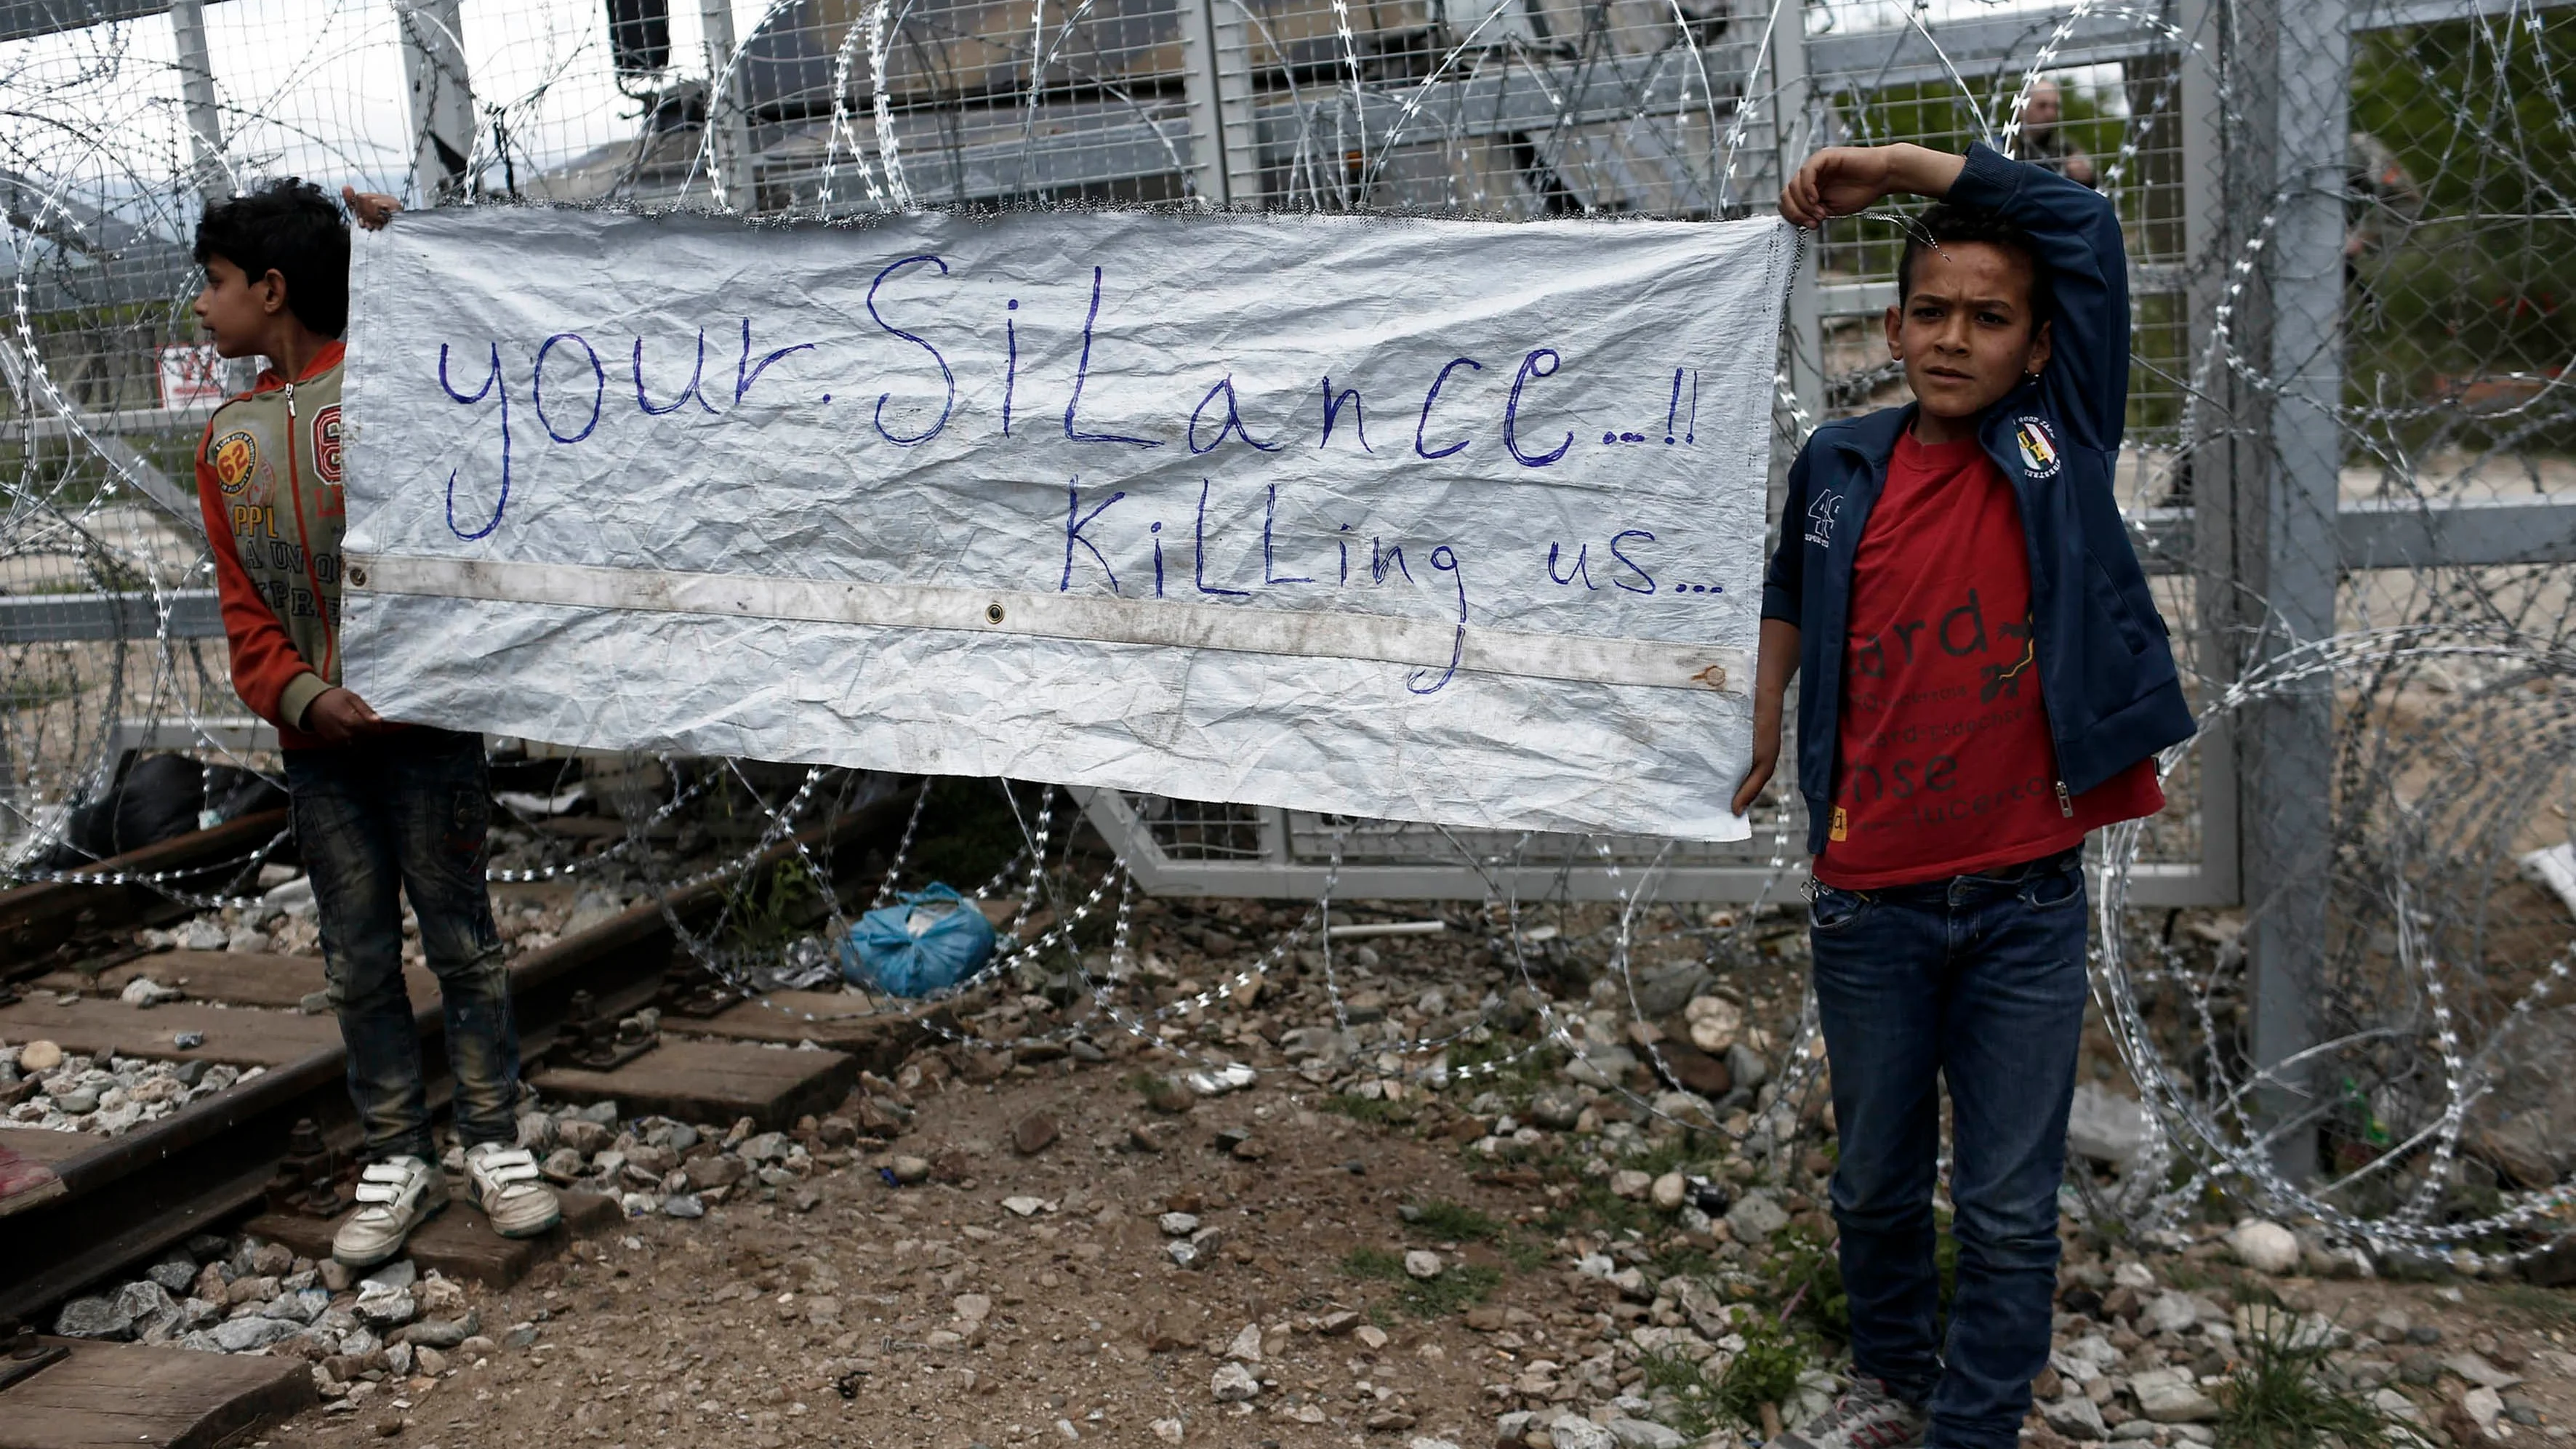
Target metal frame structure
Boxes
[6,0,2575,1165]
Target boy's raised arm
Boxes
[1941,141,2130,451]
[1780,140,2130,451]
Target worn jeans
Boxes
[285,727,518,1163]
[1807,849,2089,1449]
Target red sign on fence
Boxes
[158,344,225,409]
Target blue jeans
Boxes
[1807,850,2088,1449]
[286,727,519,1163]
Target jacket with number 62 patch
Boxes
[193,340,348,751]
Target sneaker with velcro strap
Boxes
[332,1155,449,1268]
[1762,1377,1926,1449]
[464,1141,562,1238]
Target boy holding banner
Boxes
[1736,143,2194,1449]
[192,180,561,1266]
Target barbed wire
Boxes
[0,0,2569,1269]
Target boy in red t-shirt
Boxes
[1735,143,2195,1449]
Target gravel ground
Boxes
[34,894,2576,1449]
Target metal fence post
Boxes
[168,0,225,204]
[1771,0,1823,427]
[2237,0,2346,1180]
[2176,0,2241,910]
[699,0,755,208]
[397,0,475,203]
[1179,0,1261,209]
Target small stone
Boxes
[318,1261,354,1293]
[2132,1368,2223,1423]
[1608,1418,1688,1449]
[1355,1325,1389,1350]
[2226,1220,2302,1275]
[1225,1322,1263,1362]
[1403,1250,1443,1280]
[1315,1311,1361,1336]
[55,1296,132,1339]
[355,1293,416,1329]
[1138,1075,1195,1115]
[953,1293,992,1324]
[1160,1212,1200,1236]
[55,1089,98,1115]
[2044,1395,2110,1439]
[1549,1418,1616,1449]
[362,1261,417,1292]
[555,1119,612,1155]
[2464,1387,2505,1435]
[889,1155,932,1184]
[212,1314,304,1352]
[1149,1419,1186,1444]
[662,1192,705,1219]
[1726,1189,1789,1240]
[1013,1112,1061,1155]
[1530,1091,1581,1131]
[146,1257,199,1294]
[1128,1123,1172,1154]
[404,1317,470,1349]
[19,1040,61,1072]
[1165,1241,1202,1270]
[2142,1292,2200,1336]
[1210,1362,1259,1402]
[1649,1172,1686,1212]
[1003,1195,1048,1217]
[1609,1169,1653,1200]
[120,976,182,1006]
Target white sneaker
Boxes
[333,1155,449,1268]
[464,1141,562,1238]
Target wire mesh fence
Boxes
[0,0,2572,1259]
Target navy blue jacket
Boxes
[1760,143,2196,856]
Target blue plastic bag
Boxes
[837,883,996,996]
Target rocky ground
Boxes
[32,891,2576,1449]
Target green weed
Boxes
[1714,1313,1813,1431]
[1771,1227,1851,1342]
[1408,1201,1507,1242]
[2479,1281,2576,1332]
[1639,1351,1722,1440]
[1318,1093,1409,1126]
[2215,1305,2396,1449]
[1340,1245,1506,1318]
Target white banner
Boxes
[342,207,1793,842]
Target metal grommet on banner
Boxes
[984,602,1005,625]
[348,565,369,587]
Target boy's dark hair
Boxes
[193,178,350,339]
[1896,203,2053,332]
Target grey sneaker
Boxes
[1765,1378,1926,1449]
[464,1141,562,1238]
[332,1155,449,1268]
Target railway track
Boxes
[0,778,940,1443]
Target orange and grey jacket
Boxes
[195,341,348,752]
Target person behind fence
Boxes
[2010,79,2097,188]
[1736,143,2195,1449]
[191,179,561,1267]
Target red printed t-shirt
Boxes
[1811,431,2162,890]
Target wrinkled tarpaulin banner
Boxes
[340,207,1794,842]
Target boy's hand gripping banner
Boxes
[341,208,1793,843]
